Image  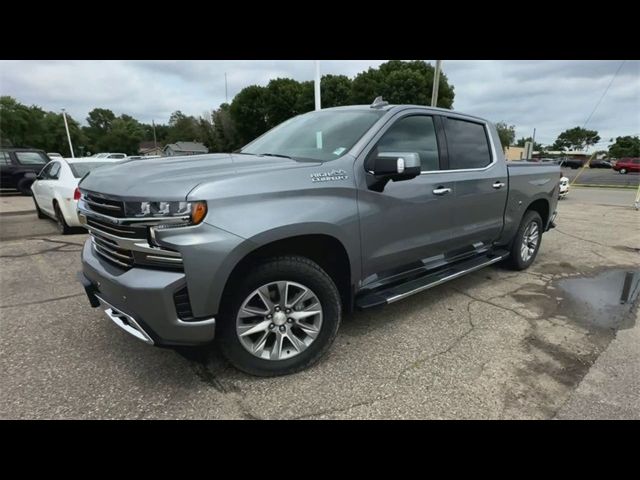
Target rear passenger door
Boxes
[441,117,508,252]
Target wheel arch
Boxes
[220,233,354,313]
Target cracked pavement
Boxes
[1,188,638,419]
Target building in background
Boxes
[138,141,164,157]
[163,142,208,157]
[504,146,526,161]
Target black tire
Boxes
[17,177,34,196]
[53,202,72,235]
[217,256,342,377]
[33,197,47,219]
[507,210,543,271]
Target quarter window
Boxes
[48,162,61,179]
[0,152,11,165]
[444,118,492,170]
[375,116,440,171]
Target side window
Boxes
[38,163,54,179]
[48,162,61,179]
[15,151,49,165]
[375,115,440,172]
[444,118,492,170]
[0,152,11,166]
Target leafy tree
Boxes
[350,60,454,108]
[495,122,516,150]
[552,127,600,151]
[515,136,544,151]
[99,116,144,154]
[608,136,640,158]
[166,110,201,143]
[212,103,239,152]
[263,78,306,129]
[321,74,352,108]
[229,85,269,146]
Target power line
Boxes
[582,60,626,129]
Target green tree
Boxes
[495,122,516,150]
[166,110,201,143]
[263,78,306,129]
[212,103,239,152]
[552,127,600,151]
[350,60,454,108]
[515,136,544,151]
[99,116,144,154]
[321,74,352,108]
[229,85,268,146]
[608,136,640,158]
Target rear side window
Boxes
[48,162,61,179]
[376,115,440,171]
[15,151,48,165]
[445,118,492,170]
[0,152,11,165]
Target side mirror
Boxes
[369,152,421,179]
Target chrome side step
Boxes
[355,249,510,310]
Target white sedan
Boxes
[30,158,116,234]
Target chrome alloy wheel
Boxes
[235,281,323,361]
[520,221,540,262]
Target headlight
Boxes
[124,200,207,225]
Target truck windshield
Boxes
[240,110,385,162]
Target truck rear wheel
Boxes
[507,210,543,271]
[218,256,342,377]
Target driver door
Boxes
[357,113,460,285]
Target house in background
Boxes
[138,141,164,157]
[504,146,527,160]
[163,142,208,157]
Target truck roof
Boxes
[320,104,490,124]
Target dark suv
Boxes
[0,148,51,195]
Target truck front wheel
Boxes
[507,210,543,270]
[218,256,342,376]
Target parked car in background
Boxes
[31,158,117,234]
[0,148,52,195]
[612,158,640,174]
[556,157,584,169]
[589,159,612,169]
[48,152,63,158]
[559,174,569,199]
[77,103,560,376]
[91,153,128,160]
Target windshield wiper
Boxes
[257,153,292,159]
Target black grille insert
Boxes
[174,287,194,321]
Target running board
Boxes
[355,249,510,310]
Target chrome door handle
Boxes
[492,181,505,189]
[432,187,452,196]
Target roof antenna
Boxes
[370,96,388,109]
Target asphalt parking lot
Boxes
[562,167,639,188]
[1,188,639,419]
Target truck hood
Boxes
[78,153,321,200]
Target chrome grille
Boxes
[86,216,147,239]
[90,232,134,269]
[84,193,125,218]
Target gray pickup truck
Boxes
[77,102,559,376]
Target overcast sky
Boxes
[1,60,638,150]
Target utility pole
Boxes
[61,109,75,158]
[431,60,442,107]
[152,119,158,150]
[225,73,228,104]
[314,60,321,111]
[530,128,536,159]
